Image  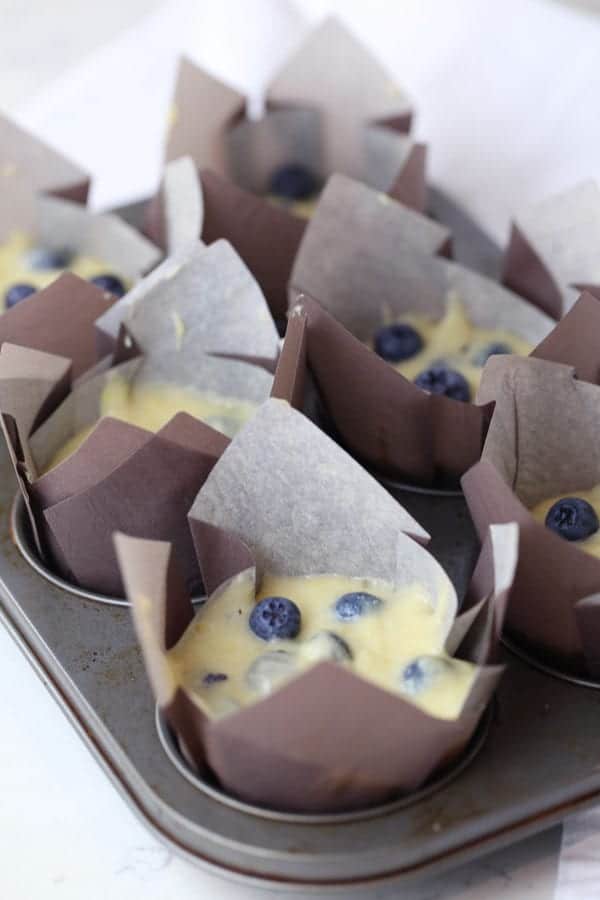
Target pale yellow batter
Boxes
[169,572,476,721]
[47,375,258,471]
[267,194,318,220]
[373,295,532,396]
[530,485,600,559]
[0,231,127,310]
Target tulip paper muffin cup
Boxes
[144,158,305,325]
[462,355,600,680]
[295,172,452,265]
[529,290,600,385]
[0,342,272,597]
[166,18,424,209]
[115,398,515,815]
[0,113,90,241]
[149,15,425,322]
[272,297,487,486]
[0,273,119,380]
[502,180,600,319]
[290,198,553,350]
[33,194,160,281]
[280,203,554,485]
[95,232,280,367]
[145,158,442,326]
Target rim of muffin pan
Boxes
[10,493,206,609]
[155,700,494,824]
[501,632,600,690]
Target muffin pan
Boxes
[2,194,600,892]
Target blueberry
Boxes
[27,246,73,270]
[545,497,599,542]
[399,656,454,696]
[246,650,297,694]
[471,342,512,367]
[5,283,37,308]
[374,323,423,362]
[414,365,471,402]
[334,591,383,622]
[249,596,301,641]
[202,672,228,685]
[268,163,320,200]
[303,631,353,662]
[89,274,126,298]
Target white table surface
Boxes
[1,1,600,897]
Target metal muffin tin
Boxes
[3,192,600,892]
[5,455,600,891]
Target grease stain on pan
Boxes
[155,703,493,826]
[75,644,141,684]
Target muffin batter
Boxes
[531,485,600,558]
[169,572,476,720]
[0,231,127,310]
[372,294,532,398]
[47,375,258,470]
[268,194,318,220]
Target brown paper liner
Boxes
[148,156,201,256]
[388,142,427,212]
[200,170,306,323]
[530,291,600,384]
[0,113,90,241]
[42,414,227,596]
[25,348,271,479]
[94,237,280,365]
[502,223,563,320]
[291,173,451,293]
[188,398,432,585]
[0,343,72,556]
[0,273,116,379]
[34,195,161,282]
[166,56,245,176]
[144,151,424,323]
[263,17,418,200]
[273,297,493,485]
[0,341,234,596]
[113,536,508,811]
[290,211,553,347]
[0,343,72,446]
[462,355,600,677]
[144,148,429,328]
[16,410,228,597]
[116,524,496,807]
[501,182,600,319]
[143,165,305,324]
[164,19,426,232]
